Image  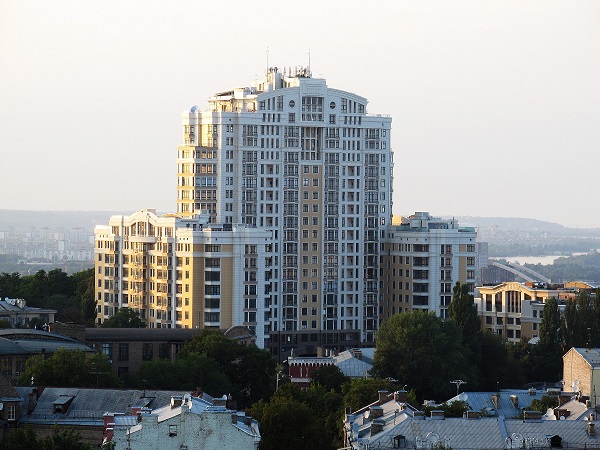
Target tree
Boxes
[3,424,94,450]
[250,383,343,450]
[135,353,231,394]
[310,364,349,393]
[449,282,481,346]
[19,349,120,388]
[529,395,559,413]
[372,310,471,401]
[73,268,96,326]
[101,307,145,328]
[177,329,277,408]
[423,400,471,418]
[530,297,564,382]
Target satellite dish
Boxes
[364,410,370,419]
[0,402,4,411]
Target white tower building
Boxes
[176,67,392,358]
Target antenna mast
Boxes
[266,47,269,73]
[450,379,466,396]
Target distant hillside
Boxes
[0,210,133,229]
[453,216,600,237]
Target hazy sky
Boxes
[1,1,599,227]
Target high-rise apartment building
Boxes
[176,67,392,356]
[381,212,477,320]
[94,209,272,346]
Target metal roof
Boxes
[446,390,547,418]
[15,387,189,426]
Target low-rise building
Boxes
[110,394,260,449]
[85,328,199,378]
[14,386,187,447]
[344,389,600,450]
[0,297,56,326]
[0,329,94,381]
[288,347,375,387]
[563,347,600,408]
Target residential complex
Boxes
[94,67,484,358]
[174,66,392,355]
[94,209,271,346]
[381,212,477,319]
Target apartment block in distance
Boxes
[381,212,477,320]
[176,67,392,357]
[474,281,595,342]
[94,209,272,347]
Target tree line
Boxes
[0,269,96,325]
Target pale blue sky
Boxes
[1,1,599,227]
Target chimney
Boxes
[394,390,407,403]
[370,406,384,419]
[370,418,385,435]
[589,422,596,436]
[491,394,499,409]
[213,397,227,407]
[523,410,543,421]
[558,394,571,407]
[378,390,389,404]
[170,396,183,409]
[354,349,362,360]
[430,410,445,420]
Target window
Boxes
[7,405,16,421]
[117,367,129,379]
[142,343,153,361]
[118,343,129,361]
[102,343,112,359]
[169,425,178,437]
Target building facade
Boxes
[381,213,477,320]
[111,395,260,450]
[176,67,392,356]
[94,209,272,347]
[474,281,583,342]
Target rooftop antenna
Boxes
[308,49,311,76]
[450,379,466,396]
[266,47,269,73]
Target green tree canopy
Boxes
[157,329,277,408]
[19,348,120,388]
[372,310,471,401]
[101,307,145,328]
[449,281,481,345]
[309,364,349,393]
